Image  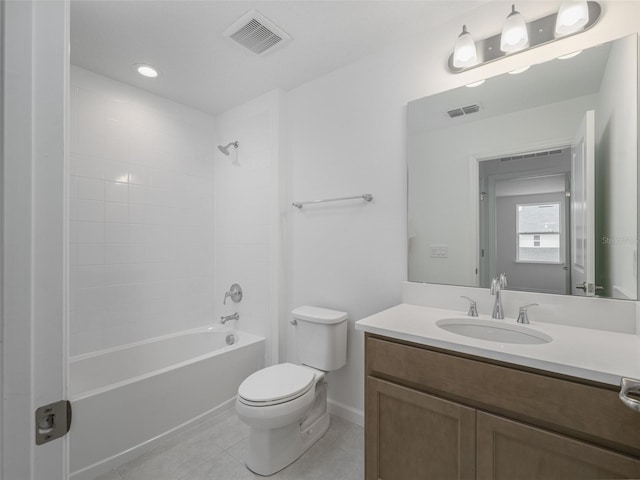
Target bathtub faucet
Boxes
[220,312,239,324]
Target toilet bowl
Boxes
[235,306,348,476]
[235,363,329,475]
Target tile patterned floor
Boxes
[95,408,363,480]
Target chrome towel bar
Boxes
[292,194,373,209]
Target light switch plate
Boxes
[430,245,448,258]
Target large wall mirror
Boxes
[408,33,638,300]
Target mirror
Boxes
[408,34,638,300]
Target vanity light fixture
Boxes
[500,4,529,53]
[555,1,589,37]
[448,1,601,74]
[453,25,478,68]
[136,64,159,78]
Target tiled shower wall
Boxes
[69,66,217,356]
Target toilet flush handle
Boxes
[290,319,297,326]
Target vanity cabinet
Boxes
[365,333,640,480]
[366,376,476,479]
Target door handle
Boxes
[619,378,640,413]
[575,282,604,293]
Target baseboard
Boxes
[69,397,236,480]
[327,399,364,427]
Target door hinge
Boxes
[35,400,72,445]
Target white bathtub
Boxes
[68,325,264,480]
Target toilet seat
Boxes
[238,363,315,407]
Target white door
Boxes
[496,192,568,295]
[571,110,596,296]
[2,1,69,479]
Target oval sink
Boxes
[436,318,552,345]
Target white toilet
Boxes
[235,306,348,476]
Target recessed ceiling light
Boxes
[557,50,583,60]
[465,80,486,88]
[136,64,159,78]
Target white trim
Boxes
[327,399,364,427]
[0,0,5,471]
[2,2,69,478]
[468,156,480,286]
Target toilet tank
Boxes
[292,306,348,371]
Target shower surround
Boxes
[69,66,217,355]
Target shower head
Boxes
[217,141,239,156]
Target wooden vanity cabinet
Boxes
[365,333,640,480]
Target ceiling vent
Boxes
[223,10,291,55]
[447,103,481,118]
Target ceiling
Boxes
[70,0,487,116]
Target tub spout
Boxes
[220,312,239,324]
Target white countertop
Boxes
[355,303,640,387]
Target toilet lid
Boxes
[238,363,315,405]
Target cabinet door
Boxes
[365,376,476,480]
[477,412,640,480]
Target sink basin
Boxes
[436,318,552,345]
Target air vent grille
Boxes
[447,104,480,118]
[499,148,567,162]
[224,10,291,55]
[462,104,480,114]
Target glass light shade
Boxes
[500,5,529,53]
[555,1,589,37]
[453,25,478,68]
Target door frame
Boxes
[2,1,70,479]
[470,138,572,288]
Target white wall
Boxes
[286,1,640,420]
[214,90,285,366]
[69,67,217,356]
[595,34,638,299]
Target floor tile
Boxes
[104,409,362,480]
[94,470,123,480]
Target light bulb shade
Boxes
[453,26,478,68]
[500,5,529,53]
[555,1,589,36]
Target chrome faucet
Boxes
[490,273,507,319]
[517,303,539,324]
[460,296,478,317]
[220,312,239,324]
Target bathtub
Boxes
[68,325,264,480]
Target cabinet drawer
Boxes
[366,334,640,457]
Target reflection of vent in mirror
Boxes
[224,10,291,55]
[447,104,480,118]
[500,148,566,162]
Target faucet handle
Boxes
[460,296,479,317]
[517,303,539,324]
[223,283,243,305]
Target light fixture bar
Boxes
[448,1,600,73]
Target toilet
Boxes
[235,306,348,476]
